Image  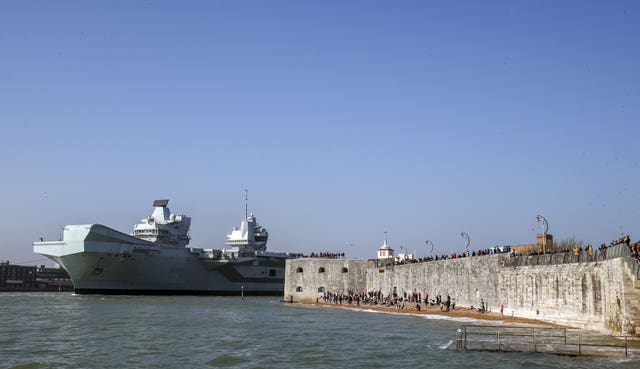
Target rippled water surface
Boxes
[1,293,638,368]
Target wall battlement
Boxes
[285,245,640,336]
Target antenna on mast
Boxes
[244,189,248,220]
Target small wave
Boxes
[347,306,503,324]
[0,337,19,345]
[207,355,247,367]
[329,306,391,315]
[608,355,640,363]
[439,340,454,349]
[417,313,502,324]
[8,362,40,369]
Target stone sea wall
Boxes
[283,258,370,302]
[284,249,640,336]
[499,257,638,335]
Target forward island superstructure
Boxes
[33,198,293,295]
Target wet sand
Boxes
[299,300,565,327]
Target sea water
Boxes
[0,293,637,368]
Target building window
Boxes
[296,267,303,273]
[341,267,348,273]
[269,269,277,277]
[319,267,325,273]
[296,286,303,292]
[318,287,325,292]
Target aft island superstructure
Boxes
[33,199,293,295]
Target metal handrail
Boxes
[456,324,630,357]
[502,243,633,268]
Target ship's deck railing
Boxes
[33,241,65,246]
[454,324,634,357]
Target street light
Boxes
[425,240,434,258]
[461,232,470,255]
[536,214,549,254]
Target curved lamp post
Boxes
[461,232,470,254]
[425,240,434,258]
[536,214,549,254]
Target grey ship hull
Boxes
[34,224,287,295]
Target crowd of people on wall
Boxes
[393,245,511,265]
[612,235,640,263]
[631,243,640,263]
[291,252,345,259]
[392,234,640,265]
[295,234,640,265]
[502,234,640,267]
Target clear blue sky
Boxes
[1,1,639,264]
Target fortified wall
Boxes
[284,244,640,336]
[284,258,371,302]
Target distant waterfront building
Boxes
[509,234,555,255]
[1,262,36,290]
[395,251,414,263]
[35,265,74,290]
[537,233,554,251]
[377,233,394,261]
[0,261,73,291]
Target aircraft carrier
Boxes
[33,198,294,295]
